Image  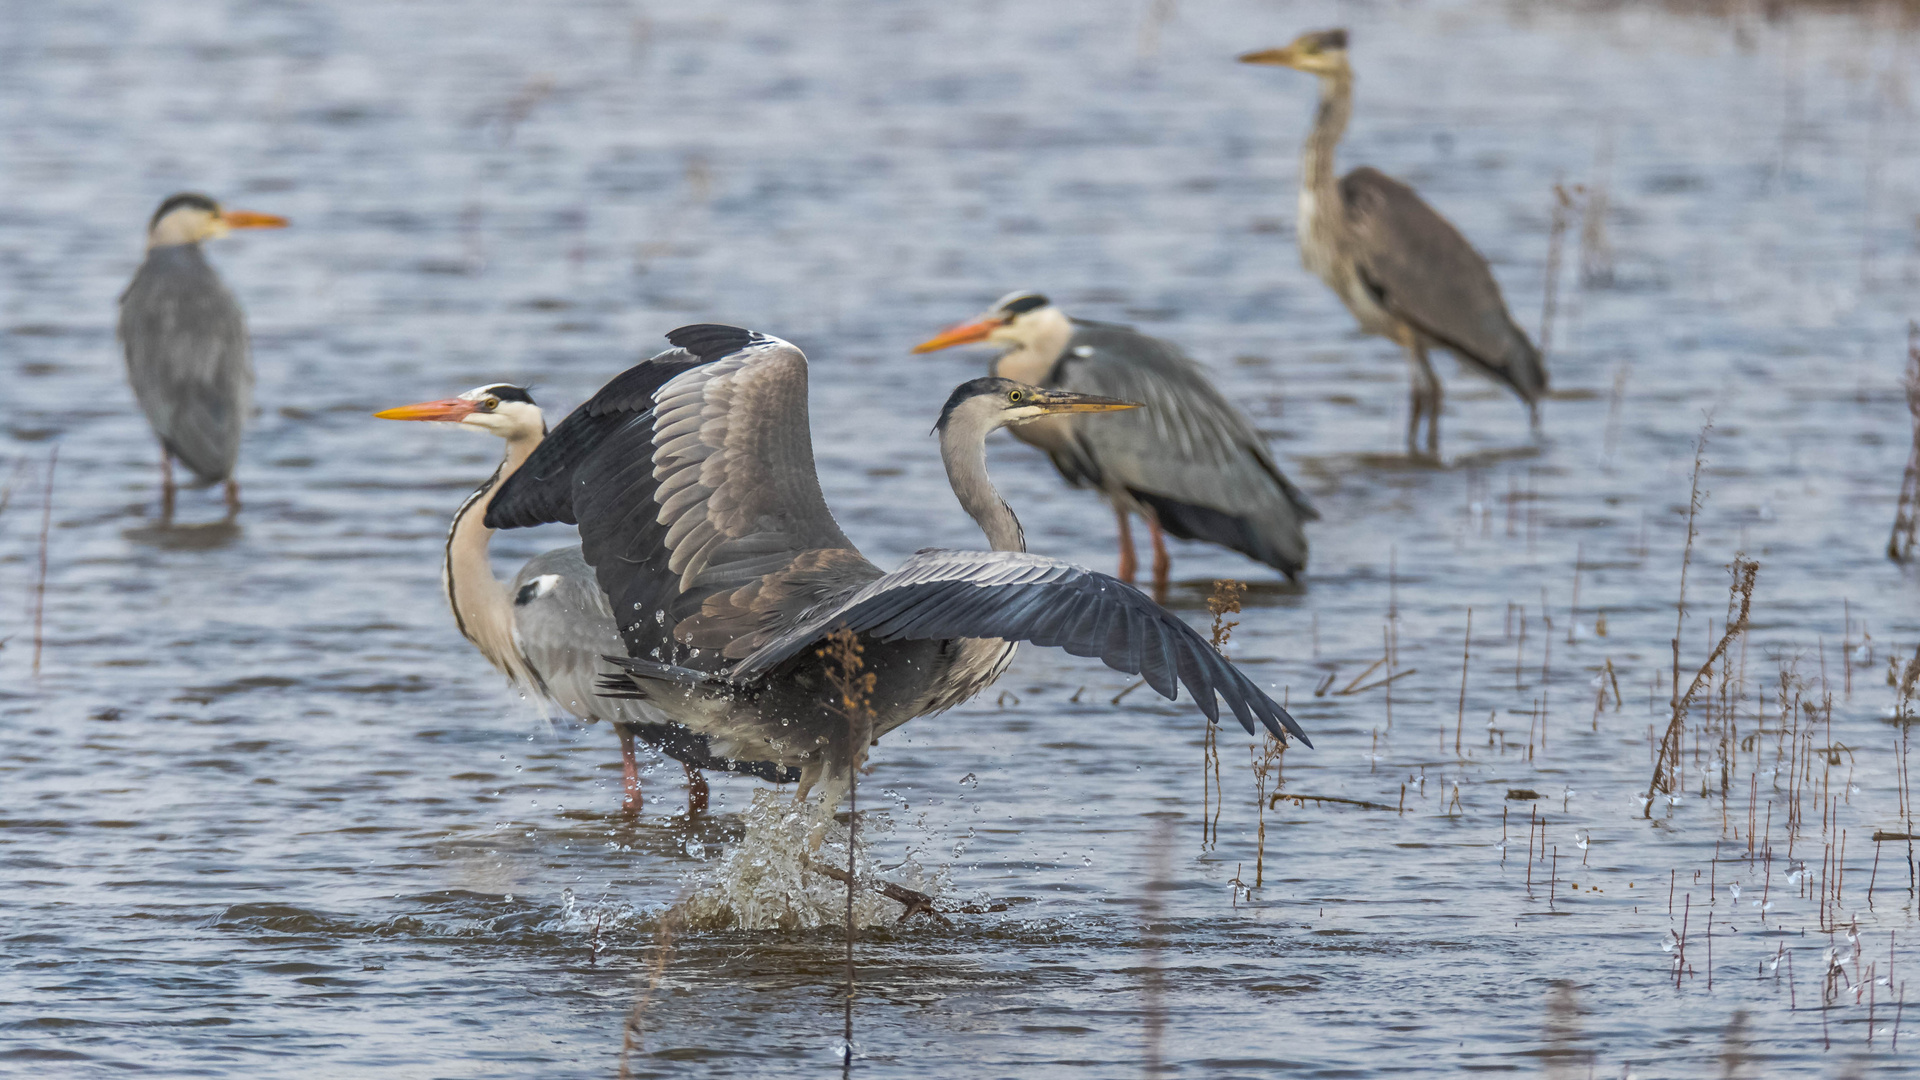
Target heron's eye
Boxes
[481,397,500,411]
[1008,390,1023,403]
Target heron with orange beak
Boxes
[914,292,1316,597]
[118,193,289,520]
[374,384,798,818]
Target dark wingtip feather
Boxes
[665,324,763,363]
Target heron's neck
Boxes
[989,309,1074,385]
[1302,71,1353,214]
[939,415,1026,554]
[445,434,541,682]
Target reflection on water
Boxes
[3,0,1919,1076]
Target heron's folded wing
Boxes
[117,246,252,483]
[506,546,652,724]
[733,549,1309,746]
[1340,167,1540,387]
[1054,325,1318,523]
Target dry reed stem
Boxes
[1648,560,1757,817]
[619,908,682,1078]
[32,447,56,675]
[1891,323,1920,562]
[1540,182,1579,362]
[815,627,874,1071]
[1456,608,1472,755]
[1205,581,1245,849]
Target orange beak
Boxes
[220,209,289,230]
[911,317,1001,354]
[373,397,478,422]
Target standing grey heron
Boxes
[484,324,1310,842]
[913,292,1317,596]
[1240,30,1546,458]
[374,383,797,817]
[118,193,288,519]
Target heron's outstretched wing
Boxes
[1340,167,1546,402]
[1048,323,1317,577]
[116,245,253,482]
[488,326,882,665]
[733,549,1309,746]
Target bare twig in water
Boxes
[1456,608,1472,756]
[1268,792,1396,812]
[1249,731,1286,888]
[815,627,875,1073]
[619,908,681,1079]
[1647,559,1758,817]
[1889,323,1920,563]
[1204,580,1245,848]
[32,447,56,676]
[1539,183,1580,363]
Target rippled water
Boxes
[5,0,1920,1075]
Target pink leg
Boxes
[1148,515,1171,600]
[1115,506,1137,583]
[617,726,642,816]
[684,762,709,815]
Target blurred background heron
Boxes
[1241,30,1546,459]
[375,383,797,816]
[117,192,287,520]
[485,324,1309,843]
[914,292,1317,597]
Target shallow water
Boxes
[4,0,1920,1075]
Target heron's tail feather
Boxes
[1130,489,1309,581]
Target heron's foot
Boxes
[684,763,710,816]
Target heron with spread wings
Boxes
[375,383,796,817]
[1241,30,1546,458]
[914,291,1317,596]
[118,193,287,520]
[485,324,1310,840]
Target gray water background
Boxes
[4,0,1920,1075]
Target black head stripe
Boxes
[936,376,1025,430]
[481,384,536,405]
[997,293,1050,318]
[1310,28,1348,50]
[149,192,220,231]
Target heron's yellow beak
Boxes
[1237,46,1298,67]
[1032,391,1141,415]
[220,210,289,230]
[912,318,1001,354]
[374,397,478,422]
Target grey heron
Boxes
[913,292,1317,597]
[484,324,1310,842]
[374,383,798,816]
[1240,30,1546,458]
[118,193,287,519]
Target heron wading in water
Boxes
[1240,30,1546,458]
[118,193,287,520]
[915,292,1317,597]
[485,324,1310,844]
[374,384,797,816]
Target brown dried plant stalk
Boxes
[1646,559,1759,817]
[1205,580,1245,847]
[618,909,681,1079]
[815,627,875,1072]
[1889,323,1920,563]
[1249,732,1285,888]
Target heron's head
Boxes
[374,384,544,441]
[1238,28,1349,77]
[935,377,1138,436]
[146,192,288,249]
[912,291,1070,355]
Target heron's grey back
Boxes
[117,244,253,482]
[508,546,663,727]
[1339,167,1546,401]
[1047,323,1317,575]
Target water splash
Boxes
[673,790,944,931]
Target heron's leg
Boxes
[159,451,176,523]
[683,762,709,816]
[223,478,241,519]
[1147,514,1171,600]
[617,724,643,816]
[1404,342,1442,459]
[1114,505,1137,583]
